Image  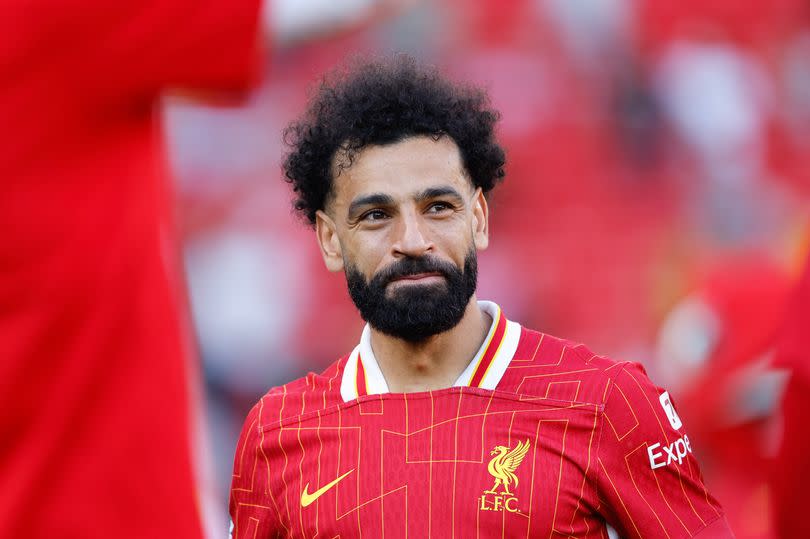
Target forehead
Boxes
[329,136,472,207]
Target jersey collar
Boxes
[340,301,521,402]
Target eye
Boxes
[427,201,452,213]
[360,209,389,222]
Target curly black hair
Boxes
[282,54,506,226]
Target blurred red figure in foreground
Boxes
[0,1,263,537]
[656,255,792,538]
[771,251,810,539]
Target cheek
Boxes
[342,239,388,276]
[430,221,475,256]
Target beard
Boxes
[345,251,478,343]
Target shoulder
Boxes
[249,355,349,432]
[499,326,646,406]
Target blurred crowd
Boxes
[162,1,810,537]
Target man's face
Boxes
[315,135,490,342]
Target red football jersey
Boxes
[0,1,260,537]
[230,302,732,538]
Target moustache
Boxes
[372,257,459,286]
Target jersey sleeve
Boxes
[23,0,263,104]
[229,400,284,539]
[595,362,734,538]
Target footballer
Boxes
[228,55,734,538]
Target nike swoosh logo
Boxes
[300,469,355,507]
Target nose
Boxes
[391,209,433,258]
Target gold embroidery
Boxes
[479,439,530,513]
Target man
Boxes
[229,56,733,538]
[0,2,412,537]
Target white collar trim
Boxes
[339,300,521,402]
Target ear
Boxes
[315,210,344,273]
[471,188,489,251]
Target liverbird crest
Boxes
[485,439,531,495]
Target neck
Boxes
[369,297,491,392]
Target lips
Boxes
[389,272,444,282]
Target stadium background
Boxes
[163,1,810,536]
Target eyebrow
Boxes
[347,193,395,218]
[414,186,464,203]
